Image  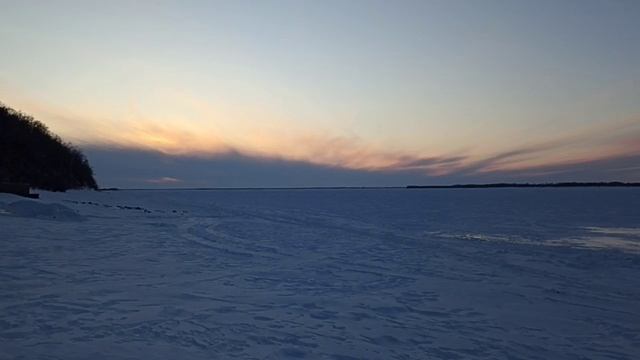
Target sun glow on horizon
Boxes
[1,1,639,183]
[4,90,638,180]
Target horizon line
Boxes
[97,181,640,191]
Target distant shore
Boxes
[96,182,640,191]
[407,182,640,189]
[99,186,401,191]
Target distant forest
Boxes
[407,182,640,189]
[0,103,98,191]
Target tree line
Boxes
[0,103,98,191]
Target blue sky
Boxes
[1,0,639,187]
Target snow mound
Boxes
[0,199,83,221]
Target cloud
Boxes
[84,144,640,189]
[84,147,433,188]
[442,117,640,178]
[478,154,640,183]
[2,92,639,185]
[145,177,181,184]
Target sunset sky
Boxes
[1,0,639,187]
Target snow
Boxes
[0,199,83,221]
[1,188,639,359]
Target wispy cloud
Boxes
[440,117,640,178]
[145,176,181,184]
[2,93,639,183]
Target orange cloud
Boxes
[2,93,639,179]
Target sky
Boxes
[1,0,639,187]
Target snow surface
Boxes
[1,188,639,359]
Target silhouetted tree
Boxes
[0,102,98,191]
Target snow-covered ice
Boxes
[1,188,639,359]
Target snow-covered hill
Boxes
[1,188,639,359]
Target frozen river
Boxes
[1,188,639,359]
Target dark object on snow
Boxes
[0,182,39,198]
[0,102,98,191]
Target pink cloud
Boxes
[145,177,181,184]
